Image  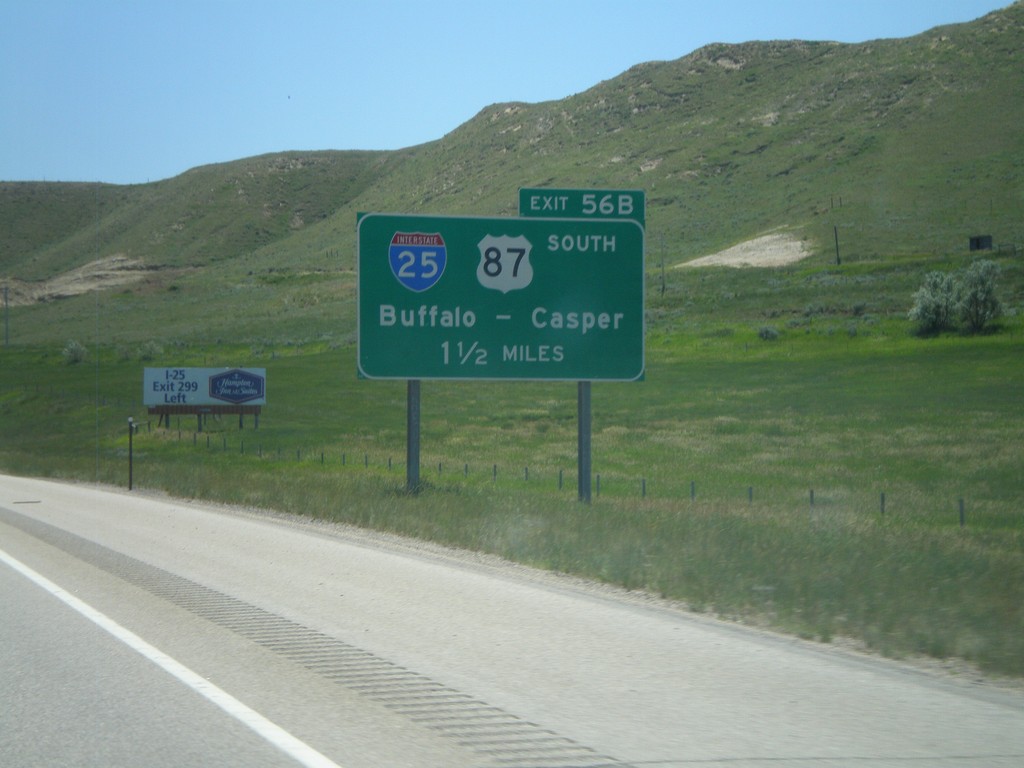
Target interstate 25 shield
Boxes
[389,232,446,292]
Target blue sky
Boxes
[0,0,1009,184]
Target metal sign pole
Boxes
[578,381,591,503]
[407,379,421,493]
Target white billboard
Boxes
[143,368,267,406]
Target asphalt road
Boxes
[2,474,1023,767]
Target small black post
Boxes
[127,417,134,491]
[642,478,646,498]
[834,225,841,266]
[880,492,886,516]
[810,489,815,507]
[959,498,965,528]
[748,486,754,504]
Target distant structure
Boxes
[969,235,993,251]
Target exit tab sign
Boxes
[357,213,644,381]
[519,187,645,227]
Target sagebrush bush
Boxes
[909,260,1002,336]
[138,340,164,361]
[908,271,957,335]
[62,339,88,364]
[956,259,1002,333]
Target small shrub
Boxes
[956,260,1002,334]
[908,271,957,335]
[138,340,163,361]
[908,261,1003,336]
[758,325,780,341]
[803,303,826,317]
[62,339,88,365]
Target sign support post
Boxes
[577,382,592,502]
[407,380,421,493]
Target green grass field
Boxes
[3,256,1021,677]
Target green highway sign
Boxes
[519,187,645,227]
[357,214,644,381]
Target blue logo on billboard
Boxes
[389,232,446,292]
[209,369,265,404]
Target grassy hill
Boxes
[2,5,1023,677]
[1,2,1022,345]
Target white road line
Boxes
[0,546,344,768]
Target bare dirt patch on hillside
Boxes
[678,233,812,269]
[3,255,151,306]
